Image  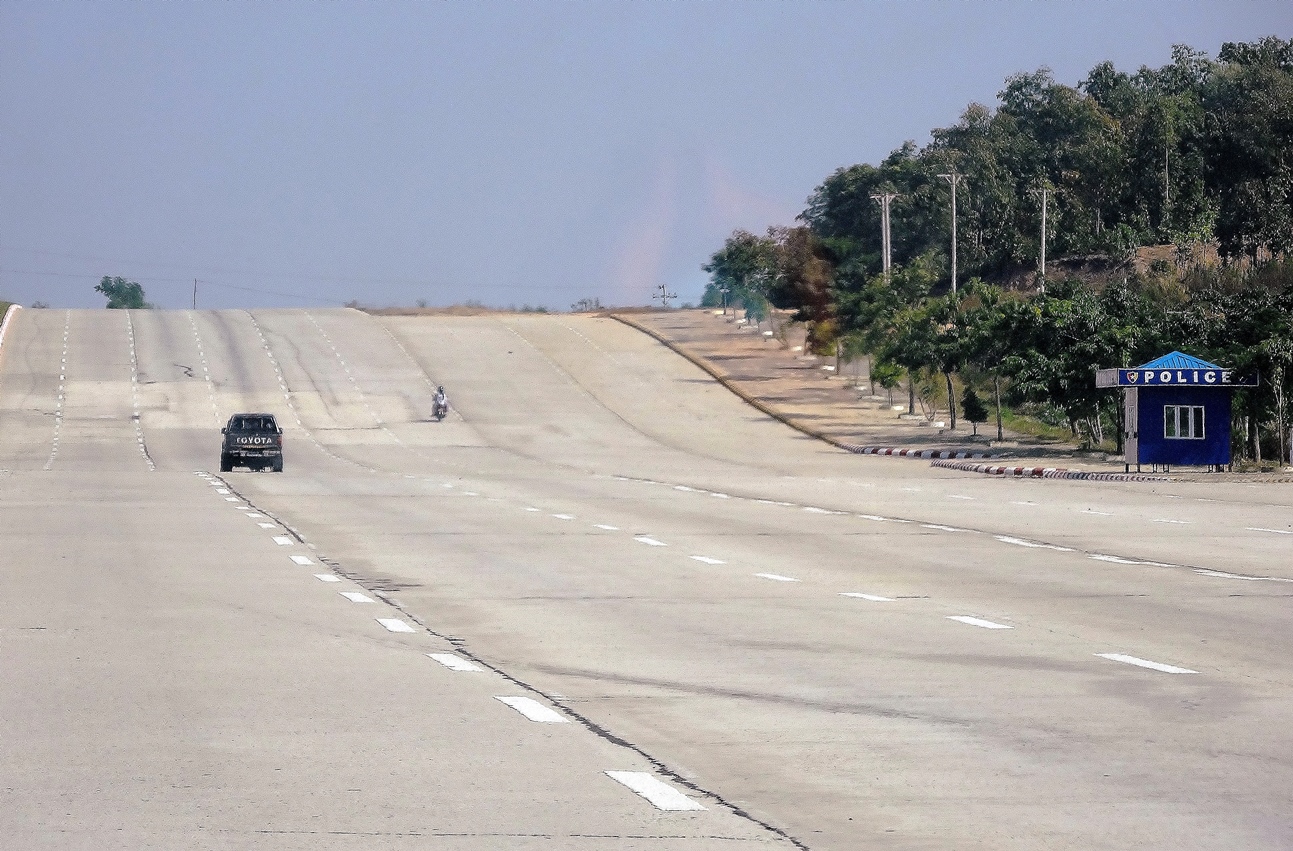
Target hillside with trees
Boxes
[702,37,1293,466]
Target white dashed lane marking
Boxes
[755,573,799,582]
[290,555,315,566]
[314,574,342,583]
[1096,653,1197,674]
[272,536,293,546]
[258,522,277,529]
[604,772,705,812]
[552,513,575,520]
[634,536,666,547]
[947,616,1013,629]
[376,618,416,633]
[1247,527,1293,535]
[594,524,620,531]
[428,653,483,672]
[494,696,570,723]
[995,535,1073,552]
[690,556,725,565]
[340,591,375,603]
[216,489,230,495]
[841,592,893,602]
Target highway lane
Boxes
[2,306,1291,850]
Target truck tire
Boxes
[219,454,232,473]
[271,457,283,473]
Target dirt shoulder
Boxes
[614,308,1134,473]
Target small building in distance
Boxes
[1096,351,1257,472]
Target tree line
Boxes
[702,37,1293,464]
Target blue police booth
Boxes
[1096,352,1257,472]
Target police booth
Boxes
[1096,352,1257,472]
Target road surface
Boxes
[1,307,1290,850]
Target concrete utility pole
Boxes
[1031,187,1051,292]
[870,192,898,281]
[653,283,678,309]
[937,172,963,293]
[192,279,198,310]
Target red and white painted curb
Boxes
[839,444,992,460]
[930,459,1167,482]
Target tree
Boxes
[95,276,152,309]
[962,386,989,436]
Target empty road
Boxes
[2,307,1290,850]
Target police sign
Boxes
[1095,367,1256,387]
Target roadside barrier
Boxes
[0,304,21,365]
[930,459,1167,482]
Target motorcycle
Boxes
[432,398,448,421]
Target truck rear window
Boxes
[232,417,276,431]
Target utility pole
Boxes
[653,282,678,309]
[1031,187,1051,293]
[937,172,963,293]
[870,192,898,281]
[192,278,198,310]
[719,285,730,316]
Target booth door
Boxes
[1124,387,1139,465]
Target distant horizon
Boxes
[3,2,1288,310]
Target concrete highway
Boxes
[1,307,1290,850]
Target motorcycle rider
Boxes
[433,386,448,419]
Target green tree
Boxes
[95,276,152,309]
[962,386,989,435]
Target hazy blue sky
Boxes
[2,2,1289,310]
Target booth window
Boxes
[1164,405,1204,439]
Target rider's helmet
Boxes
[437,386,444,394]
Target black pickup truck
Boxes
[220,413,284,472]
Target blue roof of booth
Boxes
[1135,351,1221,371]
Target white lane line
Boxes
[258,522,278,529]
[428,653,483,672]
[634,536,666,547]
[690,556,725,565]
[922,523,970,532]
[340,591,375,603]
[604,772,705,812]
[524,507,540,512]
[858,514,910,523]
[314,574,342,583]
[1152,518,1189,524]
[243,512,263,518]
[674,485,698,492]
[710,492,730,499]
[216,489,230,495]
[840,592,893,602]
[1096,653,1197,674]
[803,506,831,514]
[463,491,479,496]
[1089,554,1174,566]
[947,495,975,500]
[494,696,570,723]
[1247,527,1293,535]
[377,618,416,633]
[272,536,293,546]
[755,573,799,582]
[224,497,241,502]
[995,535,1074,552]
[594,524,620,531]
[947,615,1013,629]
[552,513,575,520]
[290,555,315,566]
[1085,510,1115,516]
[1195,568,1293,583]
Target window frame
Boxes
[1163,404,1205,440]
